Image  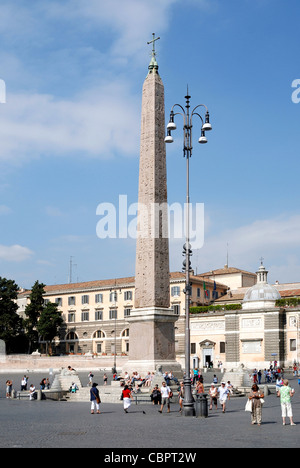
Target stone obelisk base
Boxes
[126,307,183,375]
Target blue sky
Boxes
[0,0,300,288]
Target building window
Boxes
[44,299,50,305]
[94,330,105,339]
[109,309,117,320]
[191,343,196,354]
[122,328,129,337]
[95,310,103,321]
[172,304,180,315]
[55,298,62,306]
[81,311,89,321]
[171,286,180,297]
[290,339,296,352]
[110,292,118,302]
[220,342,226,354]
[81,295,89,305]
[95,294,103,304]
[68,296,76,306]
[97,343,102,353]
[66,331,77,341]
[68,313,76,323]
[197,288,201,298]
[124,291,133,301]
[124,308,131,318]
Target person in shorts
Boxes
[218,382,229,413]
[159,382,171,413]
[278,379,296,426]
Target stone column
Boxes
[127,58,181,375]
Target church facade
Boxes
[188,263,300,370]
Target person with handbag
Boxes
[90,382,101,414]
[248,384,264,426]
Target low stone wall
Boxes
[0,354,129,372]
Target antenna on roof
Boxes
[69,256,77,284]
[225,243,229,268]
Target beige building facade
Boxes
[17,264,300,370]
[17,272,228,362]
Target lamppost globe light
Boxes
[167,121,177,131]
[202,123,212,131]
[199,131,208,144]
[165,134,174,143]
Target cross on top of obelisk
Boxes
[147,33,160,73]
[147,33,160,58]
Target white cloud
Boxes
[0,82,140,163]
[170,214,300,282]
[42,0,179,61]
[0,244,33,262]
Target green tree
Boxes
[37,302,63,355]
[24,281,46,353]
[0,277,23,353]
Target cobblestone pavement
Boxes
[0,374,299,449]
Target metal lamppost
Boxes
[165,90,212,417]
[110,281,118,375]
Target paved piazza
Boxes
[0,372,299,450]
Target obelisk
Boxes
[128,35,180,374]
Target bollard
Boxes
[195,393,208,418]
[37,390,42,401]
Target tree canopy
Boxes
[0,277,23,353]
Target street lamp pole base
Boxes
[183,403,196,417]
[183,377,195,417]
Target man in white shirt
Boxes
[218,382,229,413]
[29,384,36,400]
[159,382,171,413]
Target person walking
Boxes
[122,385,133,413]
[218,382,229,413]
[178,381,185,413]
[248,384,264,426]
[90,382,101,414]
[158,381,171,414]
[88,372,94,387]
[209,383,218,410]
[278,379,296,426]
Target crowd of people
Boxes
[250,364,285,385]
[4,375,51,400]
[3,363,299,427]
